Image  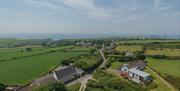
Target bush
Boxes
[163,75,180,89]
[150,55,167,59]
[61,60,71,66]
[26,48,32,52]
[49,82,67,91]
[0,83,7,91]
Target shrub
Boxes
[26,48,32,52]
[150,55,167,59]
[0,83,7,91]
[163,75,180,89]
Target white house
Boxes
[128,68,151,84]
[120,62,152,84]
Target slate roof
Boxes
[128,60,146,70]
[54,65,77,80]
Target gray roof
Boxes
[54,65,77,80]
[128,60,146,70]
[129,68,150,77]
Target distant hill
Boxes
[0,38,52,48]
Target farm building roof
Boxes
[129,68,150,77]
[54,65,77,80]
[128,60,146,70]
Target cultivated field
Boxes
[118,40,180,44]
[145,48,180,57]
[0,51,87,85]
[115,45,142,52]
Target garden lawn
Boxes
[0,51,87,85]
[110,61,127,69]
[115,45,142,52]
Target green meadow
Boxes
[115,45,142,52]
[146,58,180,89]
[0,51,87,85]
[0,46,73,62]
[146,58,180,77]
[145,48,180,57]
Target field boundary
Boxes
[0,46,74,63]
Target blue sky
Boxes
[1,0,180,35]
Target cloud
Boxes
[25,0,113,18]
[59,0,114,18]
[154,0,161,8]
[163,11,180,16]
[150,6,171,12]
[23,0,176,22]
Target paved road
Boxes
[67,49,107,91]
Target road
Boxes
[66,49,107,91]
[99,49,107,68]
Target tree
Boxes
[49,82,67,91]
[26,48,32,52]
[61,60,70,66]
[0,83,7,91]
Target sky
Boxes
[1,0,180,35]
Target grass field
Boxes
[0,51,87,85]
[144,68,172,91]
[146,58,180,77]
[0,46,73,61]
[115,45,142,52]
[145,48,180,57]
[118,40,180,44]
[110,61,127,69]
[146,58,180,89]
[66,46,95,52]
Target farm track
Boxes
[146,66,177,91]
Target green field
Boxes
[66,46,95,52]
[0,38,52,48]
[0,46,73,61]
[110,61,127,69]
[118,40,180,44]
[0,51,87,85]
[145,48,180,57]
[146,58,180,89]
[146,58,180,77]
[115,45,142,52]
[144,68,172,91]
